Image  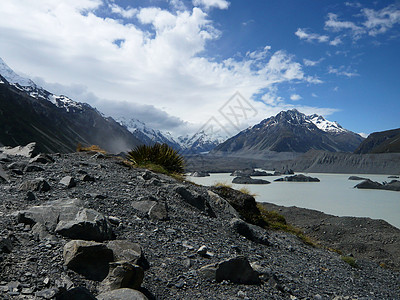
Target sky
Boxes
[0,0,399,138]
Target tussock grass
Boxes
[77,144,107,154]
[126,143,185,179]
[214,182,232,188]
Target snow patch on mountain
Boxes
[307,114,347,134]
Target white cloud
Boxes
[290,94,302,101]
[109,3,137,18]
[295,28,329,43]
[328,66,359,78]
[192,0,230,10]
[0,0,332,136]
[325,13,364,37]
[311,93,318,98]
[329,36,342,46]
[362,5,400,36]
[303,58,323,67]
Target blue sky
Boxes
[0,0,399,137]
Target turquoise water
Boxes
[187,172,400,229]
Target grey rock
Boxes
[142,170,154,180]
[174,185,215,217]
[274,174,320,182]
[97,288,148,300]
[24,164,45,172]
[59,176,76,188]
[0,237,12,254]
[25,191,37,201]
[0,165,10,183]
[19,178,50,192]
[35,288,58,299]
[197,245,208,256]
[348,176,369,181]
[7,161,27,171]
[29,154,54,164]
[56,287,97,300]
[388,175,399,179]
[100,261,144,292]
[32,223,54,242]
[106,240,146,268]
[355,179,400,191]
[17,198,83,230]
[190,171,210,177]
[132,200,157,215]
[0,142,37,157]
[229,218,270,245]
[55,208,114,242]
[207,191,239,218]
[199,256,260,285]
[232,176,270,184]
[63,240,114,281]
[80,174,95,182]
[148,202,168,221]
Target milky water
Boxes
[187,172,400,229]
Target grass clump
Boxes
[238,187,258,197]
[214,182,232,188]
[127,143,185,176]
[341,256,358,268]
[77,144,107,154]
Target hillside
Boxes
[355,128,400,154]
[0,145,399,299]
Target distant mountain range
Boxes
[116,117,225,154]
[354,128,400,154]
[213,109,364,154]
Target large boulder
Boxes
[348,176,369,181]
[59,176,76,188]
[55,208,114,242]
[190,171,210,177]
[232,176,270,184]
[63,240,114,281]
[56,287,97,300]
[174,185,215,217]
[0,165,10,183]
[199,256,260,285]
[97,288,148,300]
[29,153,55,164]
[354,179,400,191]
[100,261,144,292]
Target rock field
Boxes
[0,145,399,299]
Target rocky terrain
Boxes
[0,144,399,299]
[259,203,400,271]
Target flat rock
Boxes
[24,164,45,172]
[97,288,148,300]
[17,198,83,231]
[63,240,114,281]
[232,176,270,184]
[55,208,114,242]
[0,165,10,183]
[229,218,270,245]
[354,179,400,191]
[29,154,54,164]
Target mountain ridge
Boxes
[212,109,364,155]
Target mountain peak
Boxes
[0,58,36,87]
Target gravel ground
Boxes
[0,151,399,299]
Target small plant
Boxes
[77,144,107,154]
[341,256,358,268]
[238,187,258,197]
[214,182,232,188]
[127,143,185,175]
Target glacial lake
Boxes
[187,172,400,229]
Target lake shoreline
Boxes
[259,202,400,271]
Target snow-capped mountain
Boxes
[213,109,364,154]
[0,58,142,153]
[116,117,182,150]
[178,130,228,154]
[117,118,227,154]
